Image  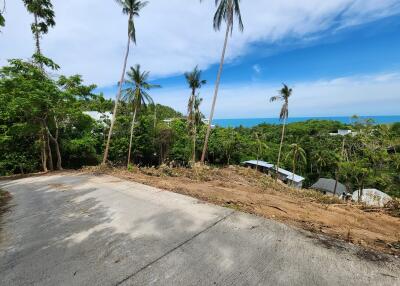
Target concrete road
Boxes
[0,173,399,286]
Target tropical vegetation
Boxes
[1,0,399,202]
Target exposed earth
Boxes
[84,165,400,256]
[0,173,399,285]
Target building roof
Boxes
[84,111,111,121]
[242,160,305,183]
[311,178,347,195]
[243,160,274,169]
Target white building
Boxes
[329,129,356,136]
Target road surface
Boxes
[0,173,399,286]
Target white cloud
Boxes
[1,0,399,86]
[151,72,400,118]
[252,64,261,74]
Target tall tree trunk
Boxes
[33,13,44,70]
[46,133,54,171]
[276,117,287,181]
[127,106,138,167]
[44,118,62,170]
[188,90,196,164]
[34,14,41,56]
[192,125,197,163]
[102,25,132,165]
[40,127,48,172]
[201,20,231,163]
[187,89,195,123]
[53,138,62,170]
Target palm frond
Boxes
[269,95,282,103]
[115,0,148,43]
[212,0,243,33]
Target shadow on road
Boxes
[0,173,399,286]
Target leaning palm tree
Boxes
[270,84,293,179]
[102,0,148,165]
[184,66,206,163]
[200,0,244,163]
[123,64,160,167]
[286,143,306,184]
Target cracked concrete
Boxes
[0,173,399,286]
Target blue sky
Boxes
[2,0,400,118]
[153,14,400,87]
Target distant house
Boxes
[352,189,392,207]
[329,129,356,136]
[163,118,215,128]
[162,118,176,126]
[83,111,111,125]
[202,119,216,129]
[242,160,305,189]
[311,178,347,197]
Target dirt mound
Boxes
[80,165,400,256]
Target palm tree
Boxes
[184,66,206,163]
[312,150,328,173]
[200,0,244,163]
[254,132,268,171]
[270,84,292,179]
[22,0,55,59]
[192,95,203,163]
[102,0,148,165]
[123,64,160,167]
[185,66,206,123]
[286,143,306,184]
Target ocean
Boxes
[213,116,400,128]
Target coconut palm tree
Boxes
[22,0,55,58]
[254,132,268,171]
[286,143,306,183]
[102,0,148,165]
[184,66,206,163]
[123,64,160,167]
[184,66,206,123]
[270,84,292,179]
[192,95,203,163]
[200,0,244,163]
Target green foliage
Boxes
[391,122,400,136]
[1,57,399,199]
[0,12,4,28]
[22,0,56,35]
[0,58,99,174]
